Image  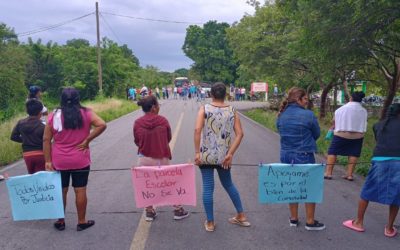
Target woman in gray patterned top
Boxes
[194,82,250,232]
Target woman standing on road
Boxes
[133,95,189,222]
[44,87,107,231]
[276,87,325,231]
[194,82,250,232]
[324,91,367,181]
[343,103,400,237]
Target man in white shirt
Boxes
[240,87,246,101]
[140,84,148,97]
[324,91,367,181]
[173,86,178,99]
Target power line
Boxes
[101,11,203,25]
[17,12,95,37]
[100,12,122,44]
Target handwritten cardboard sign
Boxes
[258,164,325,204]
[251,82,268,92]
[131,164,196,208]
[6,171,64,221]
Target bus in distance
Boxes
[174,77,189,87]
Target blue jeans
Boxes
[280,151,316,164]
[200,167,244,221]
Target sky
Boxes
[0,0,255,72]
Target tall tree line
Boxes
[183,0,400,119]
[0,23,184,121]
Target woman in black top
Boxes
[343,104,400,237]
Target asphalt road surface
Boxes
[0,98,398,250]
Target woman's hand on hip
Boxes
[77,139,89,152]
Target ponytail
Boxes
[278,87,307,116]
[278,99,289,116]
[60,87,85,130]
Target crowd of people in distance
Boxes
[229,84,247,101]
[2,83,399,238]
[126,83,209,102]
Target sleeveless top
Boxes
[200,104,235,165]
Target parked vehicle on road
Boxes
[174,77,189,87]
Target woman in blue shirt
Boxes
[276,87,325,231]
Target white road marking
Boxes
[130,111,185,250]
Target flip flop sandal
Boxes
[342,220,365,232]
[54,220,65,231]
[342,175,354,181]
[324,175,333,180]
[228,217,251,227]
[384,227,398,237]
[77,220,95,231]
[204,221,215,232]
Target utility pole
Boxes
[95,2,103,93]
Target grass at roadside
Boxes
[0,98,138,167]
[244,108,376,176]
[85,98,138,122]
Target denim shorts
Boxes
[280,151,316,164]
[360,160,400,206]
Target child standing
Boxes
[11,99,46,174]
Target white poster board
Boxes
[251,82,268,101]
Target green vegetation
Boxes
[85,98,139,122]
[183,21,237,83]
[189,1,399,119]
[244,108,376,176]
[245,109,278,133]
[0,98,138,167]
[0,24,189,122]
[182,0,399,119]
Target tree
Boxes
[101,38,139,98]
[227,5,296,89]
[183,21,238,83]
[352,0,400,119]
[24,39,63,97]
[120,44,140,66]
[174,68,189,77]
[66,39,90,48]
[277,0,400,119]
[0,23,18,45]
[0,23,27,120]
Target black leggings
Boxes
[60,166,90,188]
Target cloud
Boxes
[0,0,254,72]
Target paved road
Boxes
[0,99,398,250]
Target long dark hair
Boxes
[278,87,307,115]
[59,87,85,129]
[379,103,400,133]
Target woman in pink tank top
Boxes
[43,87,106,231]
